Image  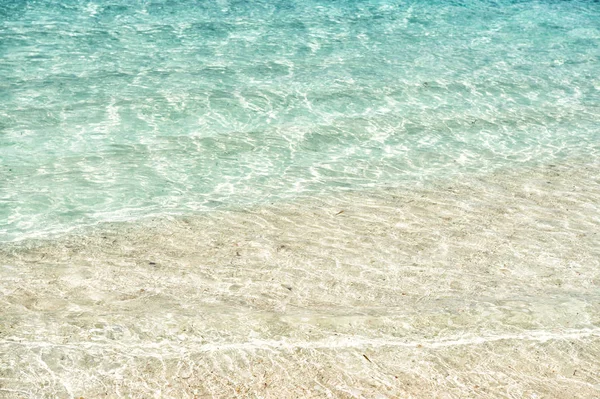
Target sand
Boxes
[1,158,599,398]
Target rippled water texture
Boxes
[1,0,599,241]
[1,160,600,397]
[2,1,600,397]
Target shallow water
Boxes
[2,0,600,241]
[2,0,600,397]
[1,159,600,398]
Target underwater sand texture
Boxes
[1,159,600,398]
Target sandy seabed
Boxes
[1,159,600,398]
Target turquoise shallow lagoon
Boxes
[1,0,599,241]
[1,1,600,397]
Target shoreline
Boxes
[3,151,598,248]
[1,157,600,397]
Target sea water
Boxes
[1,1,600,398]
[1,0,599,242]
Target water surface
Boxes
[1,1,600,397]
[2,0,599,241]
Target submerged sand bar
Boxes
[1,159,600,398]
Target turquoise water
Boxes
[1,0,599,242]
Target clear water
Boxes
[1,0,599,240]
[2,159,600,397]
[2,2,600,397]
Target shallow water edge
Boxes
[1,158,600,398]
